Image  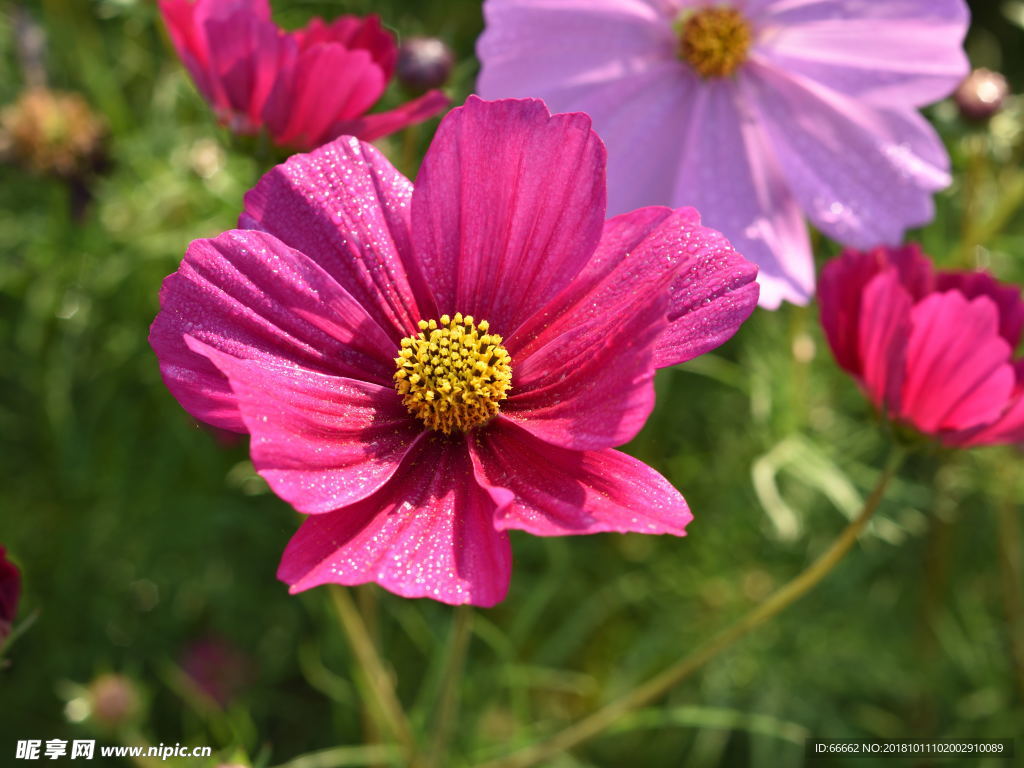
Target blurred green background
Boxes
[1,1,1022,766]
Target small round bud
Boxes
[955,68,1009,122]
[88,674,140,729]
[396,37,454,94]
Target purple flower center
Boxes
[394,313,512,433]
[677,6,751,79]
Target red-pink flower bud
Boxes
[0,547,20,645]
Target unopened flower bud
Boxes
[88,674,140,729]
[0,89,105,177]
[955,68,1009,122]
[396,37,454,94]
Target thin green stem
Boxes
[329,586,418,765]
[424,605,474,768]
[477,449,905,768]
[995,463,1024,700]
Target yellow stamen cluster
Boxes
[394,313,512,434]
[678,7,752,79]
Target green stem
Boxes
[996,463,1024,700]
[477,449,905,768]
[424,606,474,768]
[329,586,418,765]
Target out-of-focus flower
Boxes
[87,674,140,729]
[150,97,759,606]
[820,245,1024,447]
[478,0,970,309]
[955,68,1010,122]
[181,636,251,707]
[0,88,105,177]
[0,547,20,645]
[397,37,455,94]
[160,0,448,150]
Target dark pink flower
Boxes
[160,0,448,149]
[181,636,252,707]
[150,97,759,606]
[820,245,1024,447]
[0,547,20,644]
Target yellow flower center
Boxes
[678,6,752,78]
[394,313,512,434]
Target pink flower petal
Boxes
[675,79,814,309]
[857,270,914,414]
[658,215,760,368]
[411,96,606,335]
[935,271,1024,350]
[160,0,274,127]
[509,205,758,371]
[900,292,1016,433]
[745,62,948,249]
[205,10,282,129]
[149,229,396,432]
[502,208,716,450]
[955,362,1024,446]
[819,245,934,375]
[757,0,969,109]
[296,14,397,79]
[264,45,386,149]
[278,438,512,607]
[191,342,423,514]
[241,136,430,341]
[327,89,449,143]
[469,418,691,537]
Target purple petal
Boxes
[469,418,691,537]
[757,0,969,108]
[675,79,815,309]
[191,343,422,514]
[278,438,512,607]
[744,63,949,249]
[411,96,606,335]
[477,0,674,104]
[149,229,397,432]
[241,136,431,342]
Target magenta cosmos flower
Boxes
[150,97,759,606]
[820,245,1024,448]
[0,547,20,644]
[160,0,447,150]
[477,0,970,309]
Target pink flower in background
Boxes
[150,97,759,606]
[820,245,1024,447]
[477,0,970,309]
[160,0,447,149]
[0,546,21,643]
[181,636,252,707]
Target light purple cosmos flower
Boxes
[477,0,970,308]
[150,97,758,606]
